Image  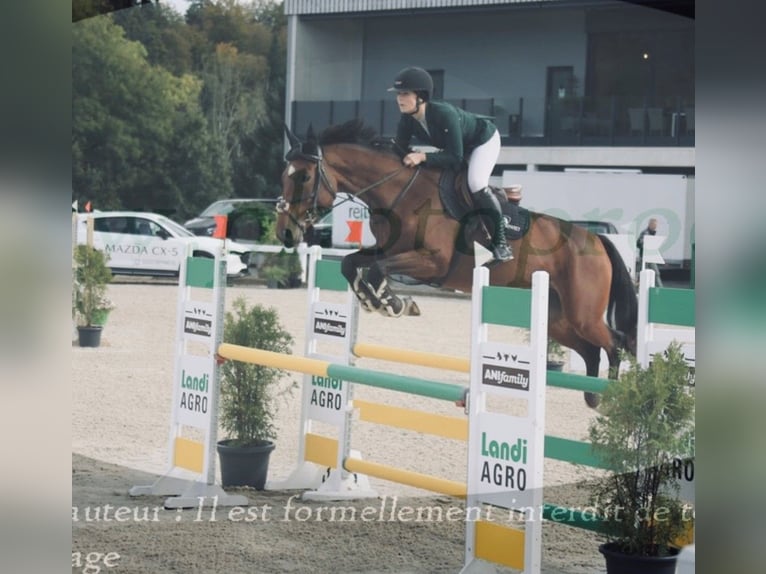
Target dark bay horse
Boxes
[276,120,637,407]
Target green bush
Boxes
[262,248,302,287]
[588,343,695,556]
[73,244,113,326]
[547,338,567,362]
[219,297,294,446]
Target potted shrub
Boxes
[260,262,289,289]
[284,249,304,288]
[73,244,113,347]
[217,297,294,489]
[260,249,303,288]
[588,343,695,573]
[546,338,567,371]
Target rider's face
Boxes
[396,91,418,114]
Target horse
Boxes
[276,119,637,407]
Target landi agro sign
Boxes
[474,411,537,508]
[302,369,350,426]
[332,193,375,248]
[175,355,214,430]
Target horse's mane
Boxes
[317,119,398,155]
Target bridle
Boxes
[277,144,420,234]
[276,146,337,232]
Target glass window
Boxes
[95,216,128,234]
[131,218,161,237]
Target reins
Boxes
[281,145,421,233]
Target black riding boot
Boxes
[473,187,513,263]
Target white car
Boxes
[75,211,253,278]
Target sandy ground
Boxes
[72,279,608,574]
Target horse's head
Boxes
[277,125,337,248]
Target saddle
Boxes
[438,170,530,241]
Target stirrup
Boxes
[492,242,514,262]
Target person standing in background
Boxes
[637,217,663,286]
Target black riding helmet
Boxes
[388,67,433,102]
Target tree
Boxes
[199,43,268,165]
[112,2,196,75]
[233,13,286,199]
[72,16,230,217]
[73,1,288,214]
[73,0,158,23]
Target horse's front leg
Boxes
[366,248,450,317]
[340,249,384,313]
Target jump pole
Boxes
[216,344,469,497]
[130,243,247,509]
[460,266,549,574]
[264,246,378,500]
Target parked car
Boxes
[76,211,253,278]
[570,220,619,235]
[304,211,333,248]
[184,198,277,242]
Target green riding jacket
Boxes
[394,101,496,170]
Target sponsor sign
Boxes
[474,412,537,509]
[183,301,215,343]
[304,373,349,425]
[331,193,376,248]
[312,302,349,341]
[479,342,533,397]
[175,355,214,430]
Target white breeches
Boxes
[467,129,500,193]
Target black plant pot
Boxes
[217,439,275,489]
[77,325,103,348]
[599,542,679,574]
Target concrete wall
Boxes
[293,19,365,100]
[292,8,587,135]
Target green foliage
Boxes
[225,202,276,243]
[219,297,294,446]
[74,245,114,326]
[72,16,231,219]
[112,3,194,75]
[72,1,287,218]
[547,338,567,362]
[260,263,289,286]
[233,13,286,199]
[259,215,279,245]
[588,343,695,556]
[262,249,302,287]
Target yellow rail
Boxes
[354,399,468,441]
[354,342,470,373]
[344,457,467,498]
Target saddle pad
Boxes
[438,170,530,240]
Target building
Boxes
[284,0,694,173]
[283,0,695,270]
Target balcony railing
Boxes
[291,96,695,147]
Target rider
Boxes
[388,66,513,263]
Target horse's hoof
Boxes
[404,297,421,316]
[584,392,601,409]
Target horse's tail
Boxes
[598,234,638,355]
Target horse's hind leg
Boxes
[549,317,603,409]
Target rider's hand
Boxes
[403,152,425,167]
